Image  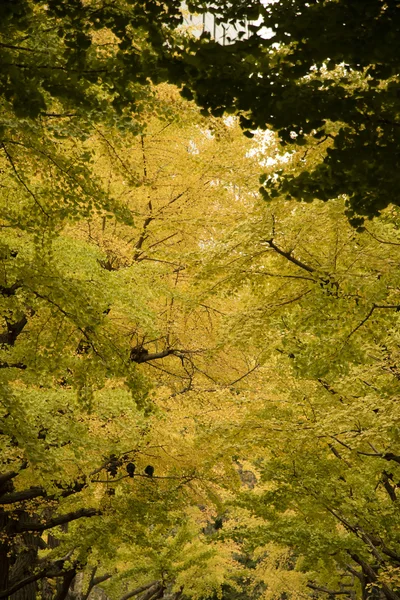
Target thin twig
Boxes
[0,142,49,217]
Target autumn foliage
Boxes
[1,2,400,600]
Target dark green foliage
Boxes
[0,0,182,122]
[6,0,397,224]
[168,0,400,224]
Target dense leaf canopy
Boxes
[171,0,400,225]
[0,0,182,120]
[1,2,400,600]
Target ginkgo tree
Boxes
[2,2,400,600]
[193,132,400,599]
[4,85,400,600]
[171,0,400,226]
[0,77,264,600]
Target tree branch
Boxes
[0,361,27,369]
[0,142,49,217]
[133,134,153,261]
[348,554,400,600]
[83,568,113,600]
[264,238,315,273]
[0,480,85,505]
[365,227,400,246]
[382,471,397,502]
[0,314,28,346]
[130,347,189,364]
[92,573,113,587]
[54,569,77,600]
[243,269,315,282]
[141,583,164,600]
[0,486,48,504]
[16,508,100,532]
[0,462,27,488]
[0,42,35,52]
[120,581,160,600]
[133,215,154,261]
[0,281,21,296]
[344,304,400,345]
[307,583,349,595]
[356,451,400,465]
[229,363,260,385]
[0,569,49,598]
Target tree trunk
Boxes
[9,529,39,600]
[0,509,10,594]
[66,573,84,600]
[7,511,45,600]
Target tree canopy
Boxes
[172,0,400,226]
[1,2,400,600]
[0,0,183,120]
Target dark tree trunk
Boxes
[5,510,45,600]
[9,528,40,600]
[0,509,10,594]
[41,524,69,600]
[66,573,84,600]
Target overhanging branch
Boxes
[120,581,160,600]
[264,238,315,274]
[16,508,100,532]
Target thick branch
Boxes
[54,569,77,600]
[0,486,48,504]
[0,315,28,346]
[264,238,315,273]
[0,480,85,505]
[0,569,48,599]
[349,553,377,581]
[141,583,164,600]
[0,281,21,296]
[0,462,27,488]
[382,471,397,502]
[130,348,188,364]
[326,508,386,564]
[0,554,79,600]
[0,556,71,600]
[383,452,400,465]
[16,508,100,532]
[0,361,27,369]
[349,554,400,600]
[120,581,160,600]
[380,543,400,565]
[149,588,164,600]
[307,583,349,595]
[91,573,113,587]
[82,567,98,600]
[356,529,400,565]
[357,451,400,465]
